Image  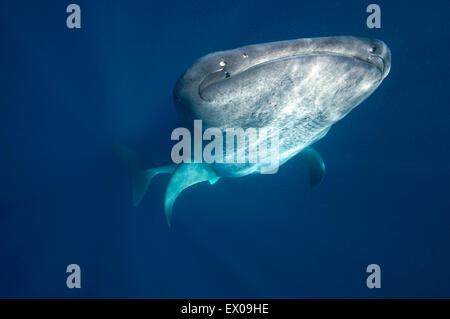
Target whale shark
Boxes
[118,36,391,226]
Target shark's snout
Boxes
[367,39,391,79]
[174,36,391,128]
[193,37,392,96]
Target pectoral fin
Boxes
[115,142,176,206]
[164,163,217,227]
[298,146,325,187]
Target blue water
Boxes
[1,0,449,298]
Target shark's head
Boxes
[174,36,391,128]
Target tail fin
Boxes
[114,142,176,206]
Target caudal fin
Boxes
[114,142,176,206]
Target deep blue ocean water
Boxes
[1,0,449,298]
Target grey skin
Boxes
[119,36,391,226]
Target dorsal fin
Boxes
[164,163,217,227]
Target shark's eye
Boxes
[219,60,227,67]
[243,53,248,58]
[369,45,378,53]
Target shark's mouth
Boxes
[198,52,385,101]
